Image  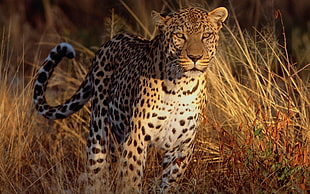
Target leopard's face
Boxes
[152,7,228,76]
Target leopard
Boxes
[33,7,228,192]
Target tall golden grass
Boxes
[0,1,309,193]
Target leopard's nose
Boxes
[187,54,202,63]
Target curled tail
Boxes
[34,43,92,120]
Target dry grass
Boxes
[0,1,309,193]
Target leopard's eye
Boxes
[174,33,185,39]
[202,32,212,39]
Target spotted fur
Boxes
[33,7,228,192]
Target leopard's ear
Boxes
[208,7,228,31]
[151,11,170,30]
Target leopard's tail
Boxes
[33,43,92,120]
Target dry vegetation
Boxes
[0,0,309,193]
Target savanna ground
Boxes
[0,0,309,193]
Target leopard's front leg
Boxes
[160,136,195,191]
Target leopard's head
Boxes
[152,7,228,77]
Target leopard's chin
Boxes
[183,68,204,77]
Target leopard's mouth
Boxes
[180,60,208,73]
[187,67,204,72]
[183,65,208,74]
[183,67,205,77]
